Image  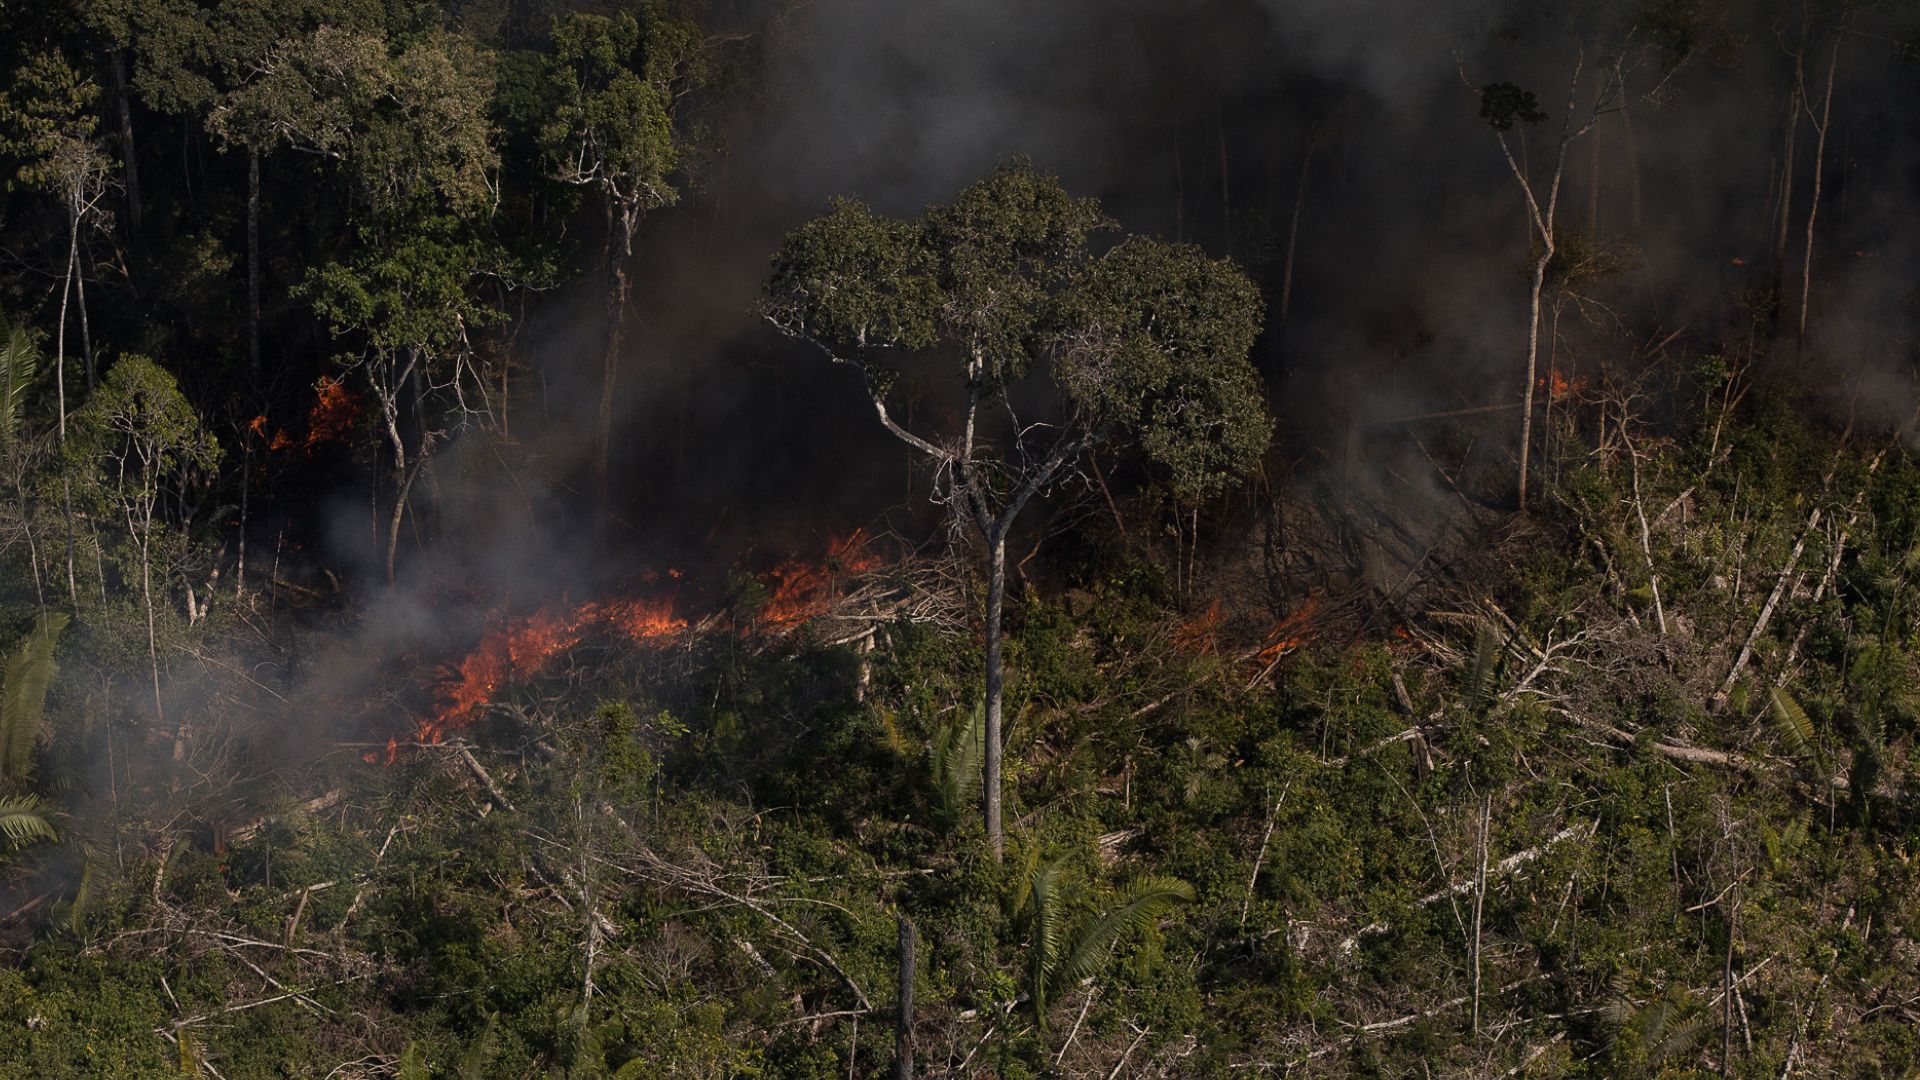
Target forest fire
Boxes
[406,594,688,750]
[1542,369,1585,401]
[388,532,884,757]
[758,530,882,628]
[253,376,361,455]
[1253,596,1323,663]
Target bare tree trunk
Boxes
[1773,84,1801,297]
[893,914,916,1080]
[1722,882,1739,1074]
[1519,255,1548,510]
[596,202,636,533]
[140,530,174,759]
[76,232,93,394]
[385,454,427,585]
[1279,124,1317,322]
[109,49,141,232]
[236,432,250,599]
[57,193,78,612]
[1623,106,1642,233]
[1471,795,1490,1037]
[1586,117,1601,234]
[248,146,261,377]
[983,529,1008,860]
[1798,39,1838,344]
[56,196,76,439]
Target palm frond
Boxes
[0,320,43,450]
[396,1043,431,1080]
[1049,875,1194,1002]
[0,610,69,785]
[1027,858,1069,1023]
[457,1011,498,1080]
[1465,620,1499,711]
[0,794,56,849]
[930,699,984,824]
[1768,687,1816,760]
[68,859,92,938]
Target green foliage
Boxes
[540,4,707,215]
[929,698,985,825]
[764,157,1271,500]
[0,610,68,784]
[0,50,104,192]
[0,317,43,450]
[0,793,55,849]
[1478,80,1547,132]
[1014,856,1193,1029]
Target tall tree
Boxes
[536,5,706,529]
[264,26,506,581]
[65,355,220,760]
[765,161,1271,857]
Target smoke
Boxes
[258,0,1920,755]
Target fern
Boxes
[929,699,985,824]
[1768,687,1816,760]
[0,794,55,849]
[0,611,69,785]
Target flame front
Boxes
[1254,596,1322,662]
[397,533,880,756]
[415,595,687,747]
[759,530,881,628]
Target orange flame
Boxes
[1177,598,1222,655]
[416,593,687,746]
[390,533,886,760]
[1254,597,1322,663]
[1539,369,1585,401]
[758,530,881,629]
[257,376,361,456]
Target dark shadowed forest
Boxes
[0,0,1917,1076]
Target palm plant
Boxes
[929,699,985,825]
[0,317,43,451]
[1013,857,1193,1028]
[0,610,69,785]
[0,794,56,849]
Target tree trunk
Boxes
[983,530,1007,860]
[1798,40,1838,345]
[596,202,636,533]
[1773,83,1801,299]
[1279,124,1316,322]
[248,146,261,377]
[110,49,141,232]
[893,914,916,1080]
[139,527,174,759]
[1519,253,1548,510]
[56,196,76,439]
[57,194,78,612]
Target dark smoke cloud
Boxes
[286,0,1920,740]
